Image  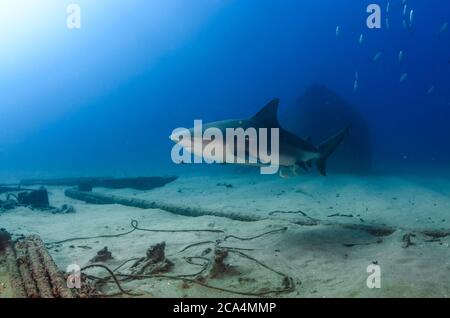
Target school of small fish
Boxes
[398,50,404,62]
[335,0,448,95]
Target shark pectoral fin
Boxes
[279,166,301,178]
[279,166,291,178]
[316,159,327,176]
[296,161,310,172]
[292,165,301,176]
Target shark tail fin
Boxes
[316,125,350,176]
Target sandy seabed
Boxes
[1,172,450,298]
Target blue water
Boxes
[0,0,449,180]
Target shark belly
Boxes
[278,153,297,167]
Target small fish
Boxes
[409,10,414,27]
[386,18,390,30]
[427,86,434,95]
[373,52,382,62]
[386,1,390,13]
[398,50,404,62]
[359,34,364,45]
[336,25,340,37]
[403,5,408,17]
[400,73,408,82]
[353,80,359,91]
[440,22,448,33]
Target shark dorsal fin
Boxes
[251,98,280,127]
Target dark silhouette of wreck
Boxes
[285,84,373,174]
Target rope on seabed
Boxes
[223,227,288,241]
[46,220,224,245]
[178,240,216,253]
[87,255,211,292]
[112,257,142,273]
[46,218,287,247]
[177,227,288,253]
[83,251,295,297]
[81,264,143,296]
[48,219,293,296]
[114,272,294,297]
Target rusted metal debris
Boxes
[130,242,174,275]
[65,188,268,222]
[21,176,178,191]
[0,234,74,298]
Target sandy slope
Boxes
[1,173,449,297]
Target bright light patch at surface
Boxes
[0,0,227,145]
[0,0,66,70]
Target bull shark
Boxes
[170,99,349,176]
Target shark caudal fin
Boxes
[316,125,350,176]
